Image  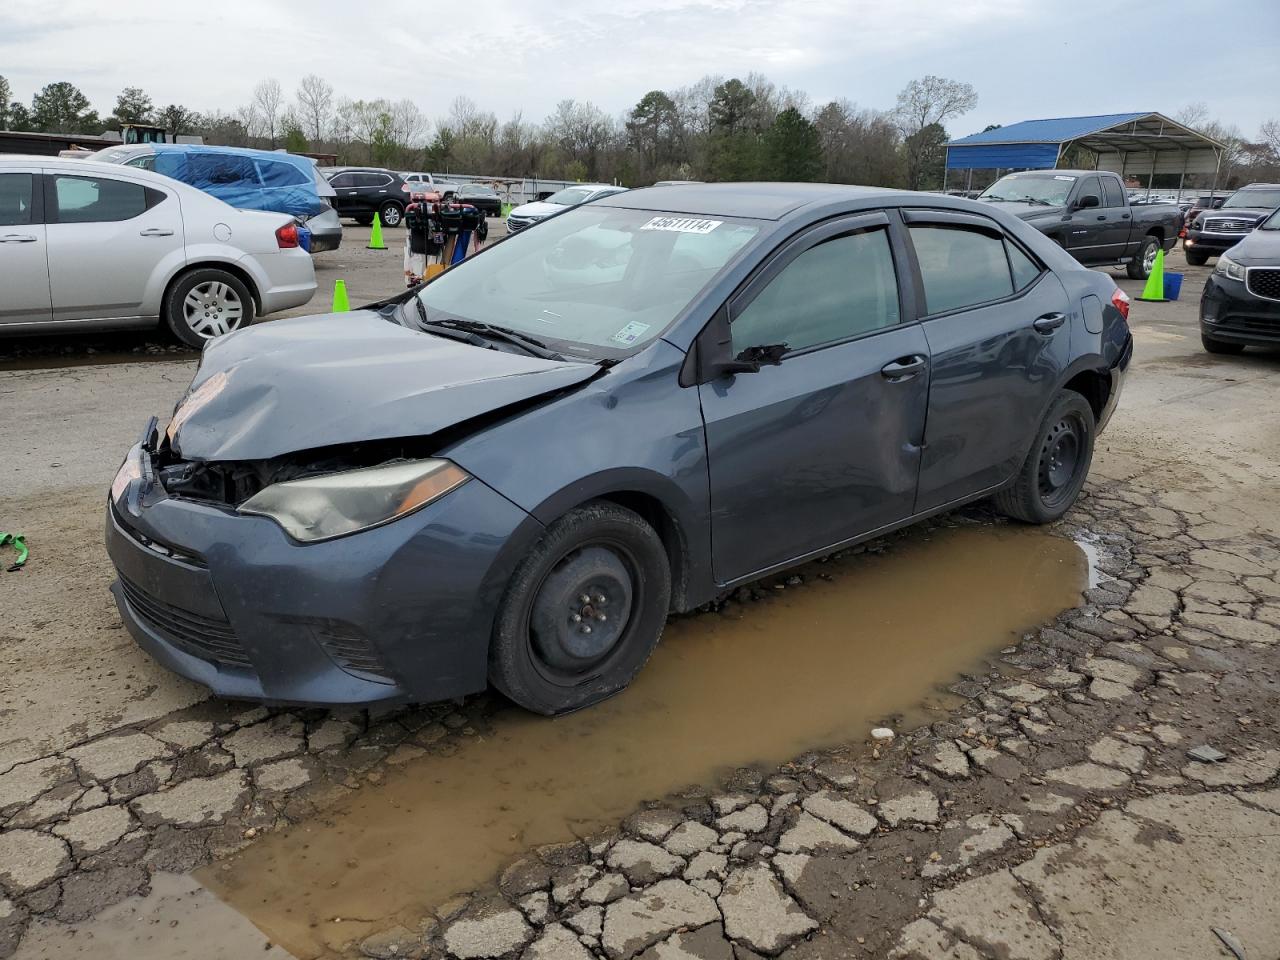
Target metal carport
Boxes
[944,112,1227,198]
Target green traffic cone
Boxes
[332,279,350,312]
[1137,248,1167,302]
[367,213,386,250]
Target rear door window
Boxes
[355,173,392,188]
[49,174,149,224]
[188,154,260,188]
[1101,177,1125,208]
[908,224,1014,314]
[732,226,900,356]
[0,173,35,226]
[255,159,309,188]
[1007,241,1043,291]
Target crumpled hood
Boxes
[170,311,597,461]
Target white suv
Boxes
[0,156,316,347]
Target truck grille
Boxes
[1246,268,1280,302]
[119,576,251,668]
[1204,217,1259,233]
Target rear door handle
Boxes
[880,354,928,381]
[1033,312,1067,333]
[0,234,37,243]
[139,228,174,237]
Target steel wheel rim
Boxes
[183,281,244,339]
[1037,414,1084,507]
[525,539,641,686]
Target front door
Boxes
[0,169,52,325]
[43,169,184,321]
[698,213,930,584]
[902,210,1073,512]
[1065,174,1107,258]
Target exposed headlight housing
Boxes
[239,459,470,543]
[1214,253,1246,282]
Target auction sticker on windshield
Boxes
[612,321,652,345]
[640,216,723,234]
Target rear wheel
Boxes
[378,202,403,227]
[490,502,671,715]
[354,215,373,226]
[994,391,1095,524]
[1184,247,1209,266]
[1201,333,1245,355]
[1126,235,1161,280]
[162,268,255,348]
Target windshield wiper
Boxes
[1019,196,1053,206]
[981,196,1009,202]
[409,305,568,362]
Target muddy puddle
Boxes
[201,523,1086,957]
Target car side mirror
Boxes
[1076,194,1100,210]
[720,343,787,375]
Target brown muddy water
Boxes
[201,523,1087,957]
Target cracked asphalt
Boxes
[2,246,1280,959]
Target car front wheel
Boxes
[1184,247,1209,266]
[1201,333,1245,355]
[994,391,1096,524]
[163,268,255,348]
[490,501,671,715]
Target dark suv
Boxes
[325,168,408,227]
[1184,183,1280,265]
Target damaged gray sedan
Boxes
[107,183,1130,714]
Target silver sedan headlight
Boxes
[1214,253,1246,282]
[239,459,470,543]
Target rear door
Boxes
[699,212,930,583]
[43,169,184,321]
[1097,175,1134,258]
[904,210,1072,512]
[355,172,394,212]
[0,168,53,325]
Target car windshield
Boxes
[464,186,496,196]
[1261,208,1280,230]
[980,174,1076,206]
[1223,188,1280,210]
[546,187,595,206]
[416,206,760,359]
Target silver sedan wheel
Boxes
[183,280,245,339]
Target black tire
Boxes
[490,501,671,715]
[1201,334,1245,355]
[1126,235,1160,280]
[1184,247,1209,266]
[378,202,403,227]
[162,268,255,349]
[994,391,1096,524]
[354,215,374,226]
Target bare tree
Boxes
[1175,102,1211,132]
[389,99,427,151]
[1259,119,1280,157]
[295,75,334,143]
[893,75,977,136]
[250,78,284,147]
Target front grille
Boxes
[506,217,533,232]
[1247,268,1280,302]
[1204,217,1258,233]
[120,576,251,668]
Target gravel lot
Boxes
[2,245,1279,960]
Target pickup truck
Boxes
[977,170,1183,279]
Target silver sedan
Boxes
[0,157,316,347]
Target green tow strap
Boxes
[0,532,28,571]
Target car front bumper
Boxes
[1200,274,1280,346]
[1185,231,1248,256]
[105,442,540,706]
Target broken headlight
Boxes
[238,459,470,543]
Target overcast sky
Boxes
[3,0,1278,138]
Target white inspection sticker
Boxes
[640,216,723,234]
[612,321,651,345]
[1053,175,1077,181]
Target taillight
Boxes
[1111,287,1131,321]
[275,223,299,248]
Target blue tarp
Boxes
[148,145,325,218]
[945,113,1152,170]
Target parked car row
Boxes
[1184,183,1280,265]
[506,183,629,233]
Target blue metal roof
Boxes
[947,113,1152,147]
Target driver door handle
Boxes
[1033,312,1067,333]
[0,234,37,243]
[880,354,928,381]
[139,228,174,237]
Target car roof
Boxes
[1238,183,1280,189]
[597,182,903,220]
[0,154,177,184]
